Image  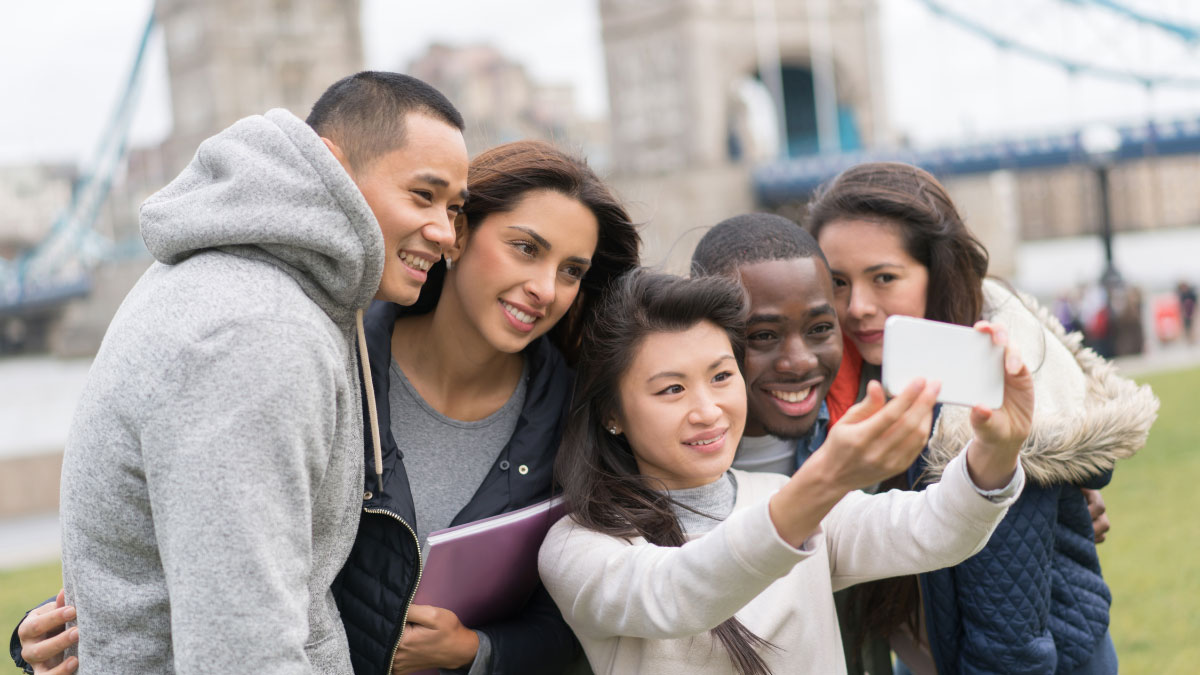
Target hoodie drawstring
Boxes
[356,309,384,495]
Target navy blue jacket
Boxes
[797,405,1111,675]
[331,299,580,675]
[907,455,1112,674]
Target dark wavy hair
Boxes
[464,140,640,361]
[806,161,989,327]
[410,140,641,363]
[554,269,777,675]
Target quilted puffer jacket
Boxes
[911,281,1158,674]
[331,295,581,675]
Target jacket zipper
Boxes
[363,506,424,671]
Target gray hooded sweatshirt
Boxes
[59,109,384,674]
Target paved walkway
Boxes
[0,356,91,460]
[0,512,59,570]
[1111,341,1200,377]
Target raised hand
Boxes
[965,320,1035,490]
[811,377,941,493]
[769,377,940,547]
[16,590,79,675]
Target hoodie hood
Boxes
[924,280,1158,486]
[141,108,384,319]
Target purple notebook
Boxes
[411,495,568,628]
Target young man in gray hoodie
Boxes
[17,72,469,674]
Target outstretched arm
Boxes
[769,377,943,546]
[539,378,943,641]
[819,320,1034,587]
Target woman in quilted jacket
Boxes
[806,161,1158,675]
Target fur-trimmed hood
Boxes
[924,280,1158,486]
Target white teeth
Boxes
[400,252,432,271]
[685,436,720,446]
[502,301,536,324]
[770,388,812,403]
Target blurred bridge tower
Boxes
[48,0,363,355]
[598,0,889,270]
[156,0,364,174]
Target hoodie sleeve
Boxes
[140,318,342,673]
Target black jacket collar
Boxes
[358,298,573,532]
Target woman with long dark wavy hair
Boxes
[538,269,1035,675]
[808,161,1158,674]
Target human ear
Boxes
[321,137,354,178]
[603,408,626,436]
[444,214,470,267]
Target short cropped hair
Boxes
[306,71,465,171]
[690,212,827,278]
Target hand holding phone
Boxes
[881,315,1004,409]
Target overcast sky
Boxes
[3,0,1200,166]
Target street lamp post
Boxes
[1081,124,1123,357]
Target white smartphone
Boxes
[881,315,1005,409]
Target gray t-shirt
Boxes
[388,358,528,548]
[734,434,796,474]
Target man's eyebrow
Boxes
[748,305,836,324]
[416,172,469,201]
[747,312,785,325]
[807,303,837,318]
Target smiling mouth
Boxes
[501,300,537,324]
[399,252,433,272]
[682,428,728,451]
[762,384,820,416]
[768,388,812,403]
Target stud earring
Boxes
[607,426,619,435]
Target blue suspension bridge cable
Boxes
[1064,0,1200,44]
[917,0,1200,89]
[1,7,157,309]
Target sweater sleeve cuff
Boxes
[939,451,1025,526]
[960,441,1026,502]
[444,630,491,675]
[722,494,819,580]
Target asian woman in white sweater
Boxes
[538,270,1035,675]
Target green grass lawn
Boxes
[1,560,62,667]
[1,368,1195,672]
[1100,365,1200,674]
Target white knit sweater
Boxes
[538,452,1022,675]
